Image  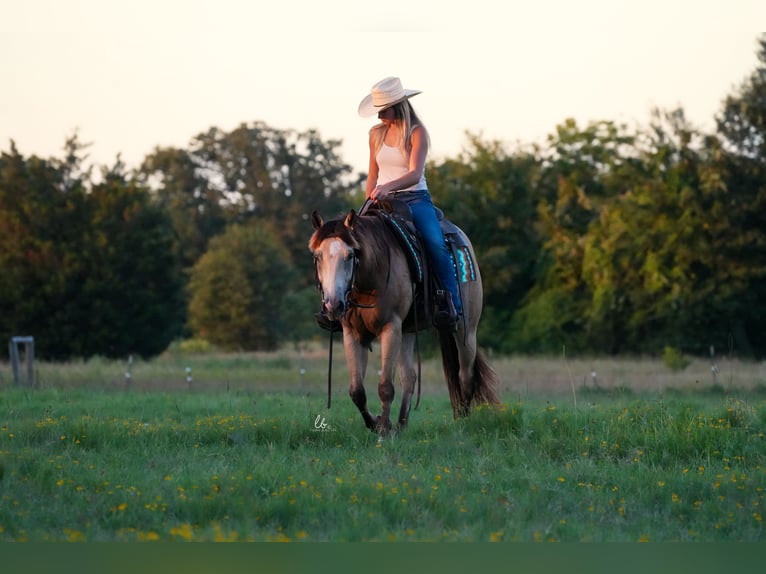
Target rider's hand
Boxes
[371,185,389,201]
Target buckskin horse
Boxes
[309,202,498,435]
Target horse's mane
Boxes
[310,212,400,280]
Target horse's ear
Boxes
[311,210,323,230]
[344,209,357,230]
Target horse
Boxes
[309,203,498,435]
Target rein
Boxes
[326,327,333,408]
[411,281,422,410]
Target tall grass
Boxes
[1,348,765,541]
[5,343,765,395]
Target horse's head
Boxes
[309,210,361,321]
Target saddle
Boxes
[368,198,477,332]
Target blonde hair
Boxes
[369,100,429,157]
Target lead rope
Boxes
[326,327,334,408]
[413,281,422,410]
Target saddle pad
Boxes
[446,235,477,284]
[374,209,424,283]
[373,202,477,285]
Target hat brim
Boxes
[358,89,422,117]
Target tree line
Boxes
[2,37,764,360]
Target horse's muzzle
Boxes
[323,298,346,321]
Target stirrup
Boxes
[433,290,458,332]
[315,311,341,332]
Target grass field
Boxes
[1,344,765,542]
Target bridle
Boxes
[313,240,381,315]
[313,242,362,411]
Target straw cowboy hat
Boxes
[358,76,422,117]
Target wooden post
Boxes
[9,339,19,386]
[9,336,35,387]
[710,345,719,385]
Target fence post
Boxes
[9,336,35,387]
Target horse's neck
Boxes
[355,223,398,291]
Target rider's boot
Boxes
[433,290,458,332]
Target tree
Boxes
[509,119,637,353]
[0,140,184,359]
[187,223,296,350]
[140,122,361,286]
[576,110,720,353]
[137,147,228,271]
[280,287,322,349]
[428,134,541,352]
[73,161,184,358]
[712,33,766,356]
[0,142,81,356]
[717,35,766,161]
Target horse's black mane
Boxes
[312,213,395,265]
[311,217,356,249]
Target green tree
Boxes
[428,134,541,352]
[578,110,723,354]
[137,147,228,271]
[74,161,184,358]
[144,122,361,284]
[0,141,83,357]
[280,286,322,348]
[520,99,766,357]
[717,35,766,161]
[0,140,183,359]
[510,119,637,353]
[713,33,766,356]
[187,223,295,350]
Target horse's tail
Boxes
[439,331,499,418]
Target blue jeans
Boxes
[401,190,462,315]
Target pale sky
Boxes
[2,0,764,178]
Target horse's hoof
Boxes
[375,419,392,437]
[376,427,397,441]
[363,414,379,431]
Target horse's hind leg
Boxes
[397,333,417,429]
[344,333,378,431]
[457,329,478,412]
[455,324,498,414]
[441,326,478,419]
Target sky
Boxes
[2,0,765,178]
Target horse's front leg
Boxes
[397,332,417,429]
[344,331,377,431]
[377,321,402,436]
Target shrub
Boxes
[663,346,691,371]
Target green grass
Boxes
[1,352,765,542]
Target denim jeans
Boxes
[401,190,462,315]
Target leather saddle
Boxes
[366,198,476,331]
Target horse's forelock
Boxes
[309,217,359,252]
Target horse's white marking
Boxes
[318,238,353,303]
[328,238,345,257]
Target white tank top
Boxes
[375,143,427,191]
